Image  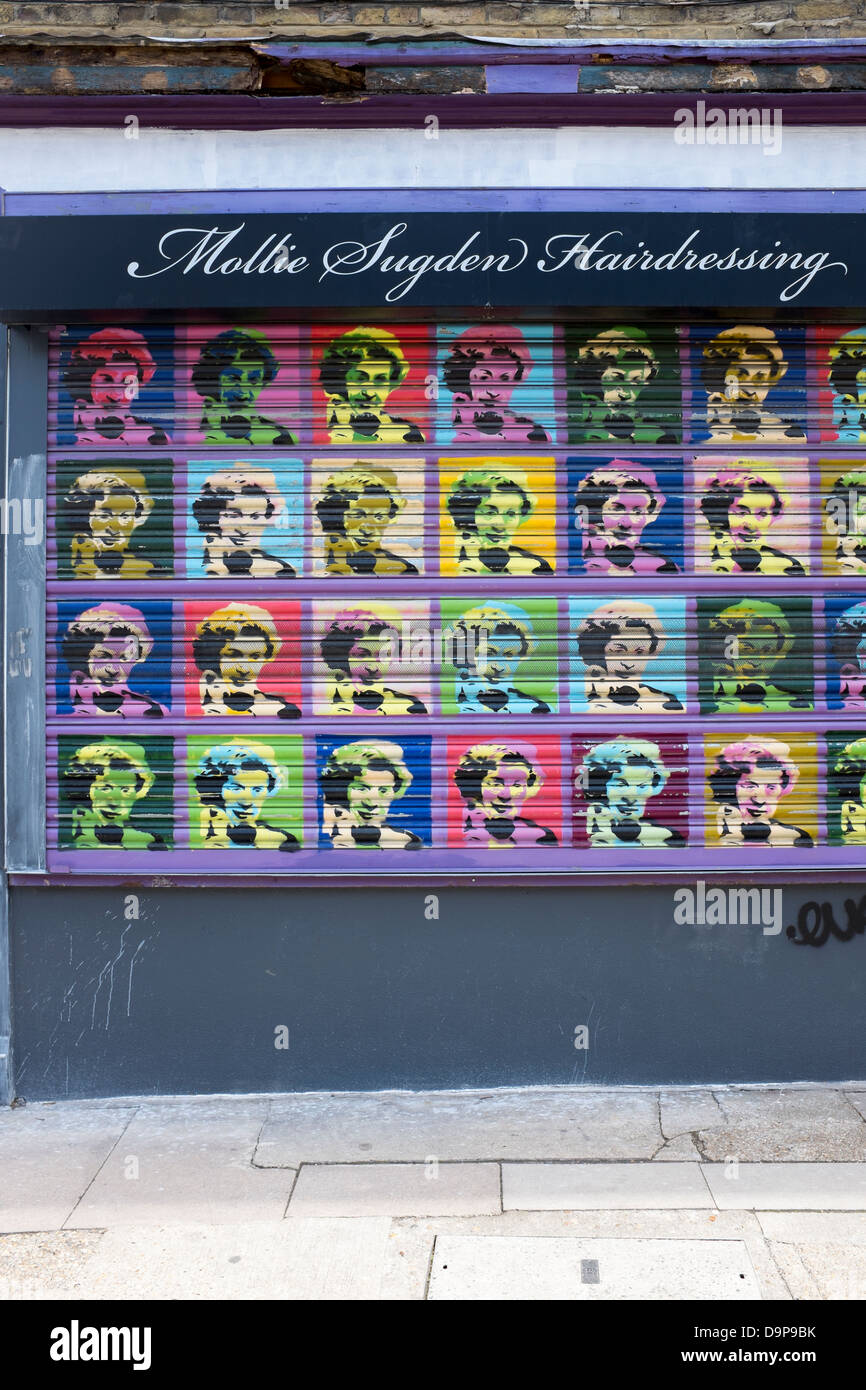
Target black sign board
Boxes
[0,211,860,317]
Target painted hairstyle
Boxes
[699,467,785,535]
[828,329,866,399]
[446,470,535,537]
[574,461,664,528]
[709,737,799,806]
[319,326,409,398]
[320,740,413,807]
[707,599,794,667]
[62,603,153,673]
[573,326,659,398]
[192,466,284,536]
[320,609,400,673]
[62,328,157,402]
[830,737,866,802]
[825,469,866,529]
[701,325,787,394]
[580,738,668,804]
[442,325,532,397]
[451,604,533,660]
[192,603,280,674]
[194,740,284,807]
[314,466,405,538]
[576,602,664,672]
[453,743,541,805]
[190,328,279,401]
[831,601,866,668]
[63,468,154,536]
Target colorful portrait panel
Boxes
[178,324,303,448]
[311,324,432,446]
[435,323,557,447]
[186,734,304,852]
[825,731,866,846]
[440,457,557,577]
[182,600,302,720]
[568,597,688,715]
[571,733,689,848]
[55,734,174,851]
[816,325,866,443]
[688,324,807,445]
[316,735,432,850]
[309,457,426,577]
[446,735,563,848]
[52,599,173,719]
[820,458,866,576]
[564,324,682,446]
[52,457,174,580]
[311,600,433,716]
[825,596,866,712]
[704,731,818,849]
[692,456,810,576]
[439,597,559,716]
[51,324,173,450]
[567,455,684,576]
[184,458,305,579]
[697,596,814,715]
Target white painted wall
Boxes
[0,123,859,192]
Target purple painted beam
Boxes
[254,39,866,67]
[2,92,866,129]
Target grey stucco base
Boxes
[7,884,865,1100]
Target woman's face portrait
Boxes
[479,762,531,817]
[87,635,141,686]
[217,492,270,548]
[606,764,656,820]
[90,360,138,409]
[599,488,653,543]
[221,770,270,826]
[602,631,655,680]
[89,768,140,825]
[722,622,781,681]
[474,490,525,548]
[89,491,139,548]
[475,630,523,685]
[343,355,393,410]
[216,353,267,409]
[728,491,777,546]
[343,494,392,549]
[599,356,654,408]
[467,354,520,407]
[735,768,784,822]
[347,768,397,824]
[346,634,393,687]
[217,635,269,687]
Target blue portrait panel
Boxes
[566,455,685,576]
[184,457,305,579]
[568,596,688,714]
[688,324,807,446]
[826,594,866,712]
[434,323,557,447]
[52,324,174,450]
[316,735,432,850]
[53,599,173,718]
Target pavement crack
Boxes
[60,1105,141,1229]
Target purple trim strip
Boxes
[1,93,866,131]
[12,189,866,218]
[255,40,866,67]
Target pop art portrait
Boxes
[56,735,174,851]
[826,597,866,711]
[693,458,809,576]
[183,600,302,720]
[316,736,431,850]
[312,601,432,716]
[704,733,817,848]
[567,457,683,576]
[697,597,814,714]
[816,325,866,442]
[565,324,682,446]
[180,325,302,447]
[689,324,807,444]
[312,325,432,446]
[435,323,556,446]
[568,598,687,714]
[821,461,866,576]
[53,600,172,719]
[310,459,425,576]
[53,459,174,580]
[572,734,688,848]
[185,459,304,579]
[447,737,562,848]
[440,458,557,577]
[826,732,866,845]
[52,325,173,449]
[438,598,558,715]
[186,735,303,852]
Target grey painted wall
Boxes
[8,882,865,1099]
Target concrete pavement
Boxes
[1,1084,866,1299]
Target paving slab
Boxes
[258,1089,663,1164]
[702,1163,866,1210]
[654,1134,702,1160]
[695,1090,866,1161]
[660,1090,725,1137]
[286,1163,501,1217]
[0,1104,137,1233]
[63,1102,293,1227]
[779,1241,866,1300]
[845,1093,866,1123]
[428,1235,761,1300]
[0,1220,394,1300]
[502,1162,713,1210]
[758,1211,866,1244]
[379,1226,435,1300]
